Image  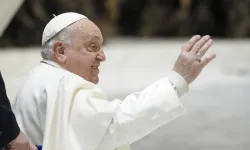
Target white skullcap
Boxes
[42,12,87,46]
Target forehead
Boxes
[73,19,103,44]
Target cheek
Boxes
[66,49,97,80]
[65,51,87,72]
[78,52,95,74]
[67,53,82,68]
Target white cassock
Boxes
[13,60,189,150]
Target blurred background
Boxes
[1,0,250,46]
[0,0,250,150]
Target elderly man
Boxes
[13,12,215,150]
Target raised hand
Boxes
[173,35,216,85]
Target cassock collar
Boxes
[40,59,96,88]
[40,59,65,70]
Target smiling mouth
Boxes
[91,66,99,69]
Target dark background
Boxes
[0,0,250,47]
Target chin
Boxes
[91,77,99,84]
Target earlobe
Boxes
[53,41,67,64]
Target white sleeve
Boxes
[168,71,189,97]
[70,72,189,150]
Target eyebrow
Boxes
[87,35,103,44]
[91,36,101,41]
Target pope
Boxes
[13,12,216,150]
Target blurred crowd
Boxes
[0,0,250,47]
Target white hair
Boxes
[41,25,74,60]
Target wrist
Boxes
[168,71,189,97]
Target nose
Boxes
[96,49,106,62]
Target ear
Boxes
[53,41,67,64]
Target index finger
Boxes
[182,35,201,52]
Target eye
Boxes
[88,43,98,51]
[91,45,97,50]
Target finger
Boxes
[201,53,216,67]
[29,142,38,150]
[191,35,211,53]
[182,35,201,52]
[197,39,213,56]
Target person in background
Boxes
[0,72,37,150]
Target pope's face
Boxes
[54,19,106,84]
